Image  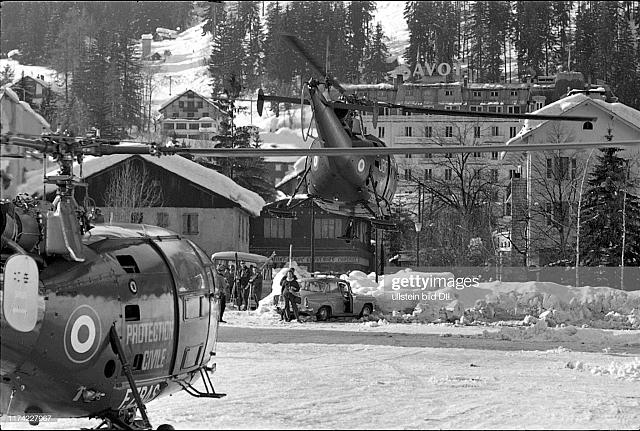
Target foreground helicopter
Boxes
[0,133,225,430]
[252,34,602,239]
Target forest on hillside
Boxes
[206,1,640,110]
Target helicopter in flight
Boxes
[251,34,602,240]
[0,133,225,430]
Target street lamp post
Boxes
[415,184,423,268]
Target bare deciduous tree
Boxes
[103,160,163,223]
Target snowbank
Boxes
[257,261,311,312]
[567,357,640,382]
[342,269,640,329]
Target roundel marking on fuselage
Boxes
[64,305,102,364]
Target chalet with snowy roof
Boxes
[503,91,640,269]
[10,74,55,110]
[158,89,227,141]
[17,154,265,255]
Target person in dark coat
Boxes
[281,268,302,322]
[214,264,230,323]
[249,266,263,308]
[239,262,252,310]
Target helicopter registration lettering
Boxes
[117,383,163,410]
[125,320,174,345]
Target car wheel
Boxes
[360,304,372,318]
[317,306,331,321]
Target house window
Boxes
[156,212,169,228]
[404,169,412,180]
[176,123,187,129]
[474,126,481,138]
[183,213,199,234]
[507,105,521,114]
[571,158,577,180]
[201,122,212,128]
[490,169,498,182]
[445,126,453,137]
[558,157,569,180]
[445,153,453,158]
[583,121,593,130]
[510,90,518,96]
[445,90,453,96]
[424,168,432,179]
[378,126,385,138]
[472,91,481,97]
[445,169,452,180]
[383,107,390,116]
[186,92,195,98]
[202,112,210,118]
[405,126,412,137]
[424,153,432,158]
[425,126,433,137]
[197,101,203,108]
[179,101,184,108]
[510,126,517,138]
[470,105,482,112]
[490,91,499,97]
[545,203,553,225]
[187,101,194,109]
[130,212,143,223]
[264,218,292,238]
[163,123,174,130]
[314,218,343,239]
[405,153,412,159]
[189,123,199,129]
[473,152,482,158]
[491,151,499,160]
[172,113,178,118]
[547,158,554,179]
[491,126,499,136]
[403,110,412,116]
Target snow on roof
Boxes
[506,93,640,146]
[0,87,50,133]
[158,89,222,113]
[18,153,265,216]
[275,156,306,188]
[343,83,396,91]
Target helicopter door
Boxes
[111,240,175,380]
[154,240,211,375]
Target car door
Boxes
[326,280,344,316]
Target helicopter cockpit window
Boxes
[155,240,206,292]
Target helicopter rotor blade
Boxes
[281,33,346,95]
[158,140,639,157]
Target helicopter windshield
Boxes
[154,240,206,292]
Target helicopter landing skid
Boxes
[176,366,227,399]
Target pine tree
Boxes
[361,22,393,84]
[347,1,376,83]
[580,148,640,268]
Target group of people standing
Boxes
[214,261,263,323]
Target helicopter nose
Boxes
[0,254,45,375]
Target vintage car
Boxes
[278,276,376,321]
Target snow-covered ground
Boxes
[8,313,638,430]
